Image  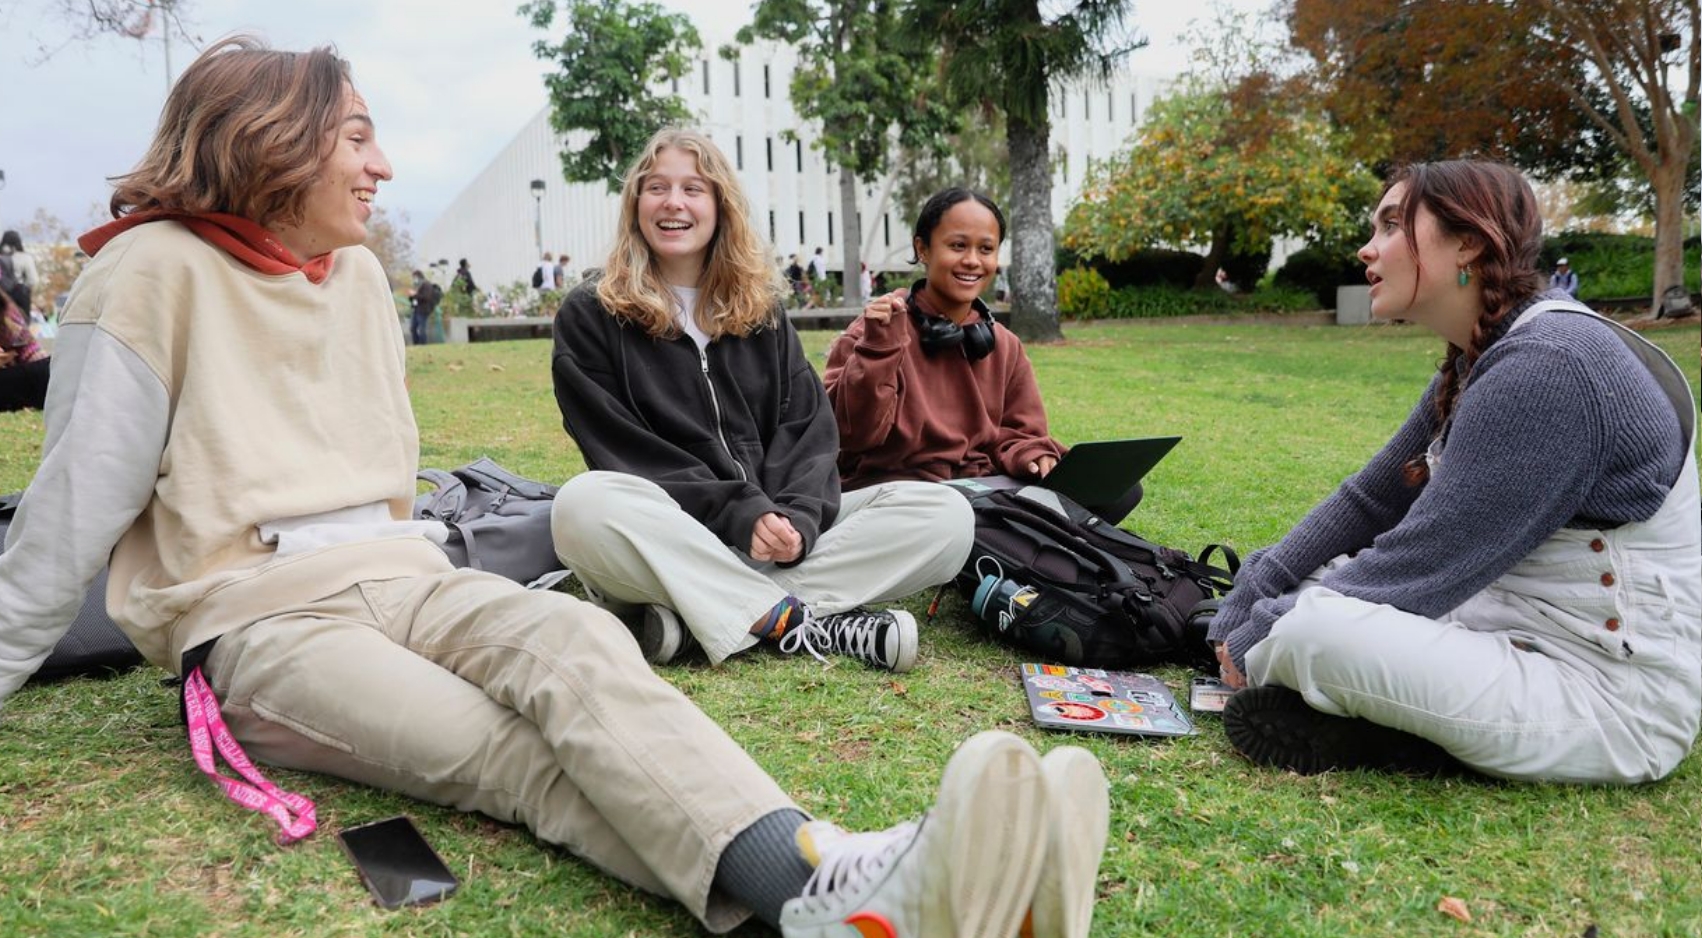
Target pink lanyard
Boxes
[183,666,317,845]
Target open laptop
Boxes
[1042,435,1181,515]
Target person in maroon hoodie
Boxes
[824,189,1070,497]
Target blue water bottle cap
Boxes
[971,574,1002,619]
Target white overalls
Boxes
[1247,303,1700,783]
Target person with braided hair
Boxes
[1209,160,1699,784]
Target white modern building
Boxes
[419,36,1174,291]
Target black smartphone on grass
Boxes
[337,815,459,909]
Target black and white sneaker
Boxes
[779,607,919,673]
[634,604,699,665]
[1222,685,1460,776]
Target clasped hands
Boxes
[750,511,802,564]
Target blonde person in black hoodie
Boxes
[549,129,973,673]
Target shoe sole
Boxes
[1031,748,1109,938]
[930,730,1048,938]
[887,609,919,674]
[639,605,685,665]
[1223,685,1458,776]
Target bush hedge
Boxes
[1273,245,1364,308]
[1057,266,1114,320]
[1269,232,1702,308]
[1059,237,1273,294]
[1059,282,1317,320]
[1539,231,1702,299]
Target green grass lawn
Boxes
[1,318,1699,937]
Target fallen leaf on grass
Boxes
[887,680,907,696]
[1436,896,1472,923]
[488,363,505,372]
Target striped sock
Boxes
[749,595,801,641]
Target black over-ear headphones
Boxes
[906,280,997,362]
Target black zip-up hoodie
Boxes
[551,282,841,563]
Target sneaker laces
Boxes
[790,819,921,914]
[783,607,896,666]
[776,606,834,665]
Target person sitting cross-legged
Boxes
[1212,160,1699,785]
[550,129,974,672]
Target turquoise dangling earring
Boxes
[1457,265,1472,287]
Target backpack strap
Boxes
[415,468,467,520]
[1190,544,1240,593]
[460,456,558,501]
[977,502,1144,599]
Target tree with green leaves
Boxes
[890,115,1013,247]
[520,0,702,192]
[905,0,1139,342]
[736,1,957,306]
[1066,5,1376,290]
[1064,79,1377,289]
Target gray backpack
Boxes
[413,458,566,586]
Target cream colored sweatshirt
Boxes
[0,221,449,707]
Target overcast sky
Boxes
[0,0,1276,241]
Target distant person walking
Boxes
[452,258,477,296]
[554,254,570,290]
[784,253,808,308]
[408,269,442,346]
[533,251,555,292]
[807,246,831,304]
[1551,257,1579,298]
[0,230,38,314]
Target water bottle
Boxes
[972,574,1038,633]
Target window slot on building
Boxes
[766,137,774,171]
[702,59,710,95]
[795,139,803,171]
[768,210,776,243]
[732,58,741,97]
[735,136,744,170]
[798,211,805,244]
[827,212,835,245]
[763,64,771,98]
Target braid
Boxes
[1402,300,1517,486]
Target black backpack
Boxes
[0,492,146,682]
[531,266,545,289]
[944,480,1237,669]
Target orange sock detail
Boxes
[845,911,897,938]
[751,598,798,640]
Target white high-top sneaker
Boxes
[778,731,1048,938]
[1025,747,1110,938]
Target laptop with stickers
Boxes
[1018,663,1195,737]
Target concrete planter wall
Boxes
[1336,285,1371,325]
